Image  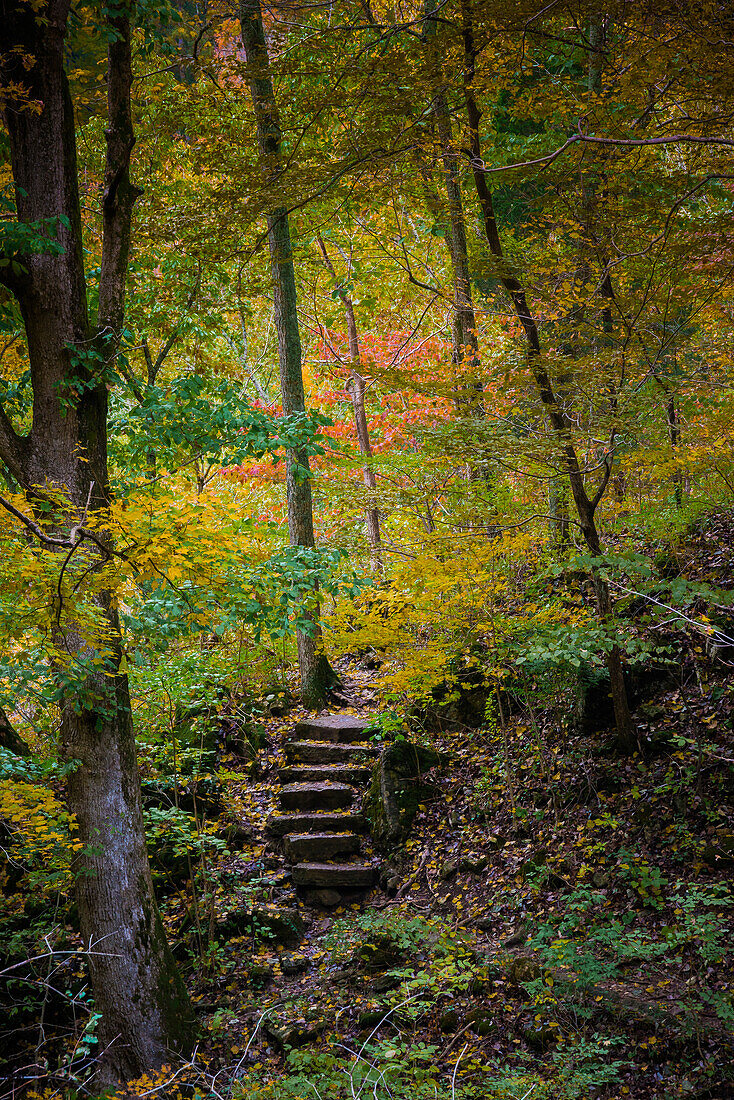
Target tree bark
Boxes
[0,706,30,757]
[0,0,195,1080]
[240,0,338,708]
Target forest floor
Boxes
[136,516,734,1100]
[4,521,734,1100]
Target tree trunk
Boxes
[61,600,194,1081]
[344,322,383,565]
[315,235,382,568]
[421,3,483,414]
[459,0,637,750]
[666,392,684,508]
[0,0,195,1081]
[241,0,338,708]
[433,93,483,413]
[0,706,30,757]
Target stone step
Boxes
[267,811,368,837]
[283,832,361,862]
[292,861,378,889]
[279,782,353,812]
[285,741,379,766]
[294,715,371,744]
[278,764,371,786]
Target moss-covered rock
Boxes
[363,740,440,852]
[351,932,404,973]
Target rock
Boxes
[352,933,404,973]
[247,962,274,987]
[638,703,665,721]
[141,774,223,818]
[219,903,304,945]
[357,648,383,670]
[279,782,354,812]
[457,854,488,874]
[703,834,734,868]
[371,972,401,993]
[263,1016,322,1049]
[653,548,681,579]
[508,955,541,985]
[517,1019,556,1050]
[267,812,368,837]
[363,740,440,852]
[226,720,265,760]
[294,715,370,742]
[468,970,494,995]
[502,924,528,948]
[0,706,30,757]
[281,953,310,976]
[309,888,342,907]
[147,846,191,893]
[520,848,548,880]
[574,665,615,735]
[292,862,377,889]
[358,1007,389,1029]
[285,741,379,765]
[223,821,259,847]
[574,660,678,736]
[439,1009,460,1033]
[250,904,305,946]
[418,666,490,731]
[263,687,293,717]
[284,832,361,862]
[466,1008,494,1036]
[279,764,372,785]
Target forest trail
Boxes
[267,713,382,905]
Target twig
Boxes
[451,1042,469,1100]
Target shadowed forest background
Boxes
[1,1,734,1097]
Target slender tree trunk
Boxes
[666,392,684,507]
[344,312,383,563]
[432,94,483,413]
[0,1,195,1080]
[421,3,483,414]
[458,0,637,750]
[240,0,338,708]
[315,235,382,567]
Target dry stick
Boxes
[451,1041,470,1100]
[440,1021,473,1060]
[224,1006,283,1093]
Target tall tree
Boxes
[316,233,382,567]
[0,0,194,1081]
[458,0,637,750]
[422,2,483,415]
[240,0,339,707]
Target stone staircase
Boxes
[267,714,380,905]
